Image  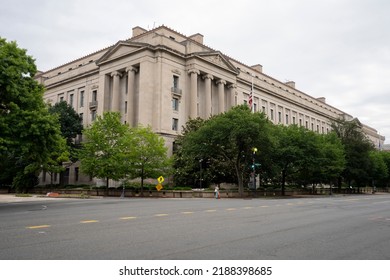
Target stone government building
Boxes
[36,25,385,186]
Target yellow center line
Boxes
[26,225,51,229]
[155,214,169,217]
[80,220,99,224]
[120,216,137,220]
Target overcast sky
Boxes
[1,0,389,143]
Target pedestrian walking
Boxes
[214,186,220,199]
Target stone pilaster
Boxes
[188,69,200,118]
[216,79,226,114]
[203,74,213,118]
[126,66,138,126]
[228,83,237,109]
[110,71,122,112]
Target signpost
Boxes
[156,176,164,191]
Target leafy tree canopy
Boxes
[0,38,68,191]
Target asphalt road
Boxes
[0,194,389,260]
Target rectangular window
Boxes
[286,114,289,125]
[253,103,257,112]
[75,167,79,182]
[92,90,97,102]
[91,110,96,121]
[278,112,282,123]
[270,109,274,121]
[80,91,84,107]
[172,118,179,131]
[172,97,179,111]
[262,106,266,113]
[292,116,296,125]
[69,94,74,107]
[125,101,128,114]
[173,75,179,88]
[79,113,83,123]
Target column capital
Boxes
[202,74,214,80]
[188,68,200,75]
[126,66,138,73]
[216,79,226,85]
[111,71,122,78]
[227,83,237,89]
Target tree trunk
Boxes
[140,167,144,197]
[281,169,286,196]
[235,162,244,197]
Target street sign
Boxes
[157,176,164,183]
[156,183,163,191]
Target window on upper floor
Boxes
[92,90,97,102]
[91,110,96,122]
[69,94,74,107]
[172,118,179,131]
[80,90,84,107]
[172,97,179,111]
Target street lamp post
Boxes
[252,148,257,196]
[199,159,203,189]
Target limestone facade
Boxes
[36,25,385,185]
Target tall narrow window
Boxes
[80,91,84,107]
[173,75,179,88]
[172,118,179,131]
[92,90,97,101]
[75,167,79,182]
[91,110,96,121]
[69,94,74,107]
[172,97,179,111]
[125,101,128,114]
[270,109,274,121]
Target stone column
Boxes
[228,83,236,109]
[111,71,122,112]
[203,74,213,118]
[188,69,200,118]
[216,79,226,114]
[126,66,137,126]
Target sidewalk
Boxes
[0,194,70,203]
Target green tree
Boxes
[368,150,388,189]
[173,118,206,187]
[272,125,317,195]
[179,105,273,196]
[127,125,171,196]
[0,38,68,191]
[48,100,83,160]
[331,118,374,189]
[79,112,131,189]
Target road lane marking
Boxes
[120,216,137,220]
[260,205,269,208]
[243,207,254,209]
[205,209,216,213]
[80,220,99,224]
[155,214,169,217]
[26,225,51,229]
[226,208,237,211]
[181,212,194,215]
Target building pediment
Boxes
[191,51,239,75]
[96,41,147,65]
